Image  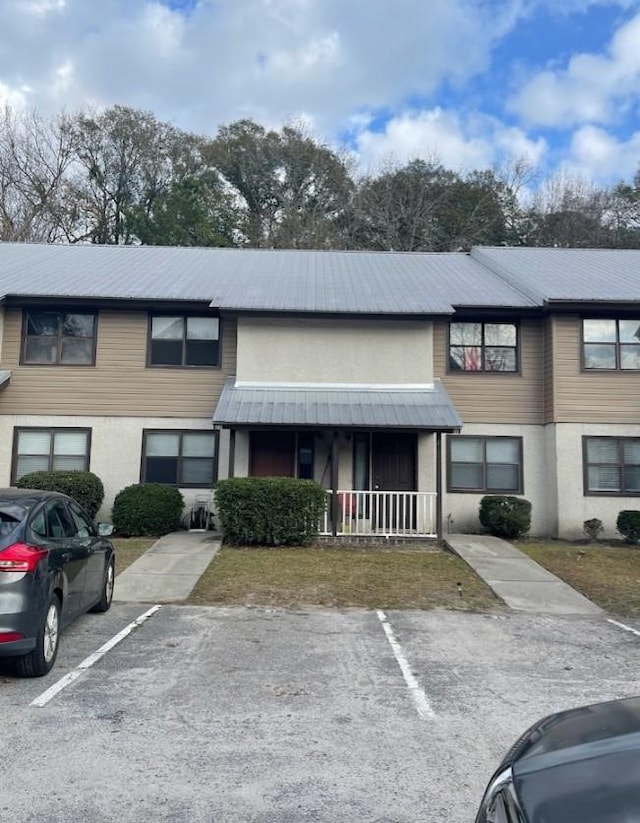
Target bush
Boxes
[583,517,604,542]
[112,483,184,537]
[479,495,531,539]
[215,477,327,546]
[17,470,105,518]
[616,510,640,544]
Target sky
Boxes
[0,0,639,185]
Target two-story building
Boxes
[0,242,637,540]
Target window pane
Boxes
[54,431,88,456]
[624,466,640,493]
[27,311,58,336]
[150,340,183,366]
[187,317,219,340]
[450,346,482,371]
[450,464,483,489]
[588,465,620,491]
[63,314,94,337]
[16,455,49,478]
[61,337,93,364]
[52,456,86,472]
[620,345,640,370]
[487,465,519,491]
[485,347,517,372]
[450,323,481,346]
[146,433,180,457]
[185,340,219,366]
[25,337,57,363]
[451,438,483,462]
[145,457,178,484]
[624,440,640,463]
[583,319,616,343]
[18,431,51,455]
[151,317,183,340]
[584,343,616,369]
[487,439,519,463]
[485,324,516,346]
[587,439,619,463]
[619,320,640,343]
[181,459,214,485]
[182,433,216,458]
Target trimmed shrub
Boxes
[479,495,531,539]
[17,470,104,518]
[616,510,640,544]
[583,517,604,542]
[112,483,184,537]
[215,477,327,546]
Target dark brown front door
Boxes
[371,433,417,530]
[372,433,416,491]
[250,431,295,477]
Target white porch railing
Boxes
[320,490,437,538]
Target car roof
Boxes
[510,695,640,775]
[0,488,68,500]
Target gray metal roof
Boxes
[212,378,463,429]
[472,247,640,304]
[0,242,535,314]
[0,370,11,388]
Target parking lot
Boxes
[1,604,639,823]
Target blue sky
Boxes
[0,0,638,185]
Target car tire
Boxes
[89,557,115,614]
[15,593,61,678]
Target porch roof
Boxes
[212,378,462,430]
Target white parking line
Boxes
[376,609,435,719]
[607,618,640,638]
[30,605,162,708]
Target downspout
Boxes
[331,430,340,537]
[228,429,236,478]
[436,431,443,541]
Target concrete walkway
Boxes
[445,533,603,616]
[114,532,221,603]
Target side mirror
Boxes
[97,522,115,537]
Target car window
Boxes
[44,501,76,539]
[488,792,511,823]
[0,507,22,536]
[29,508,46,537]
[67,501,95,538]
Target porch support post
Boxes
[436,431,443,541]
[330,430,339,537]
[228,428,236,479]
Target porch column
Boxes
[330,430,340,537]
[436,431,443,541]
[228,429,236,478]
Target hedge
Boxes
[17,470,105,519]
[479,495,531,539]
[215,477,327,546]
[617,510,640,544]
[112,483,184,536]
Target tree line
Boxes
[1,104,639,250]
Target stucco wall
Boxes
[236,317,433,384]
[0,415,224,522]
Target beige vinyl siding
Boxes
[551,314,640,423]
[544,317,555,423]
[434,319,545,424]
[0,309,236,418]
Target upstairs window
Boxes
[583,319,640,370]
[149,316,220,367]
[23,311,96,365]
[449,322,517,372]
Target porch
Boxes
[320,489,438,538]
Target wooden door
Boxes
[371,433,417,530]
[250,431,296,477]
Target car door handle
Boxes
[62,552,72,562]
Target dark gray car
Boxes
[0,488,115,677]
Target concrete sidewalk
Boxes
[114,532,221,603]
[446,533,603,616]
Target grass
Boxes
[518,540,640,617]
[112,537,155,575]
[187,543,499,611]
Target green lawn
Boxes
[187,543,500,611]
[518,540,640,617]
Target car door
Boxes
[66,500,107,610]
[29,500,89,623]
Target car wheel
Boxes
[89,557,115,613]
[15,593,61,678]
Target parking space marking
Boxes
[30,605,162,708]
[376,609,435,719]
[607,618,640,638]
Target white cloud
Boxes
[353,108,548,174]
[566,125,640,181]
[0,80,29,109]
[510,11,640,127]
